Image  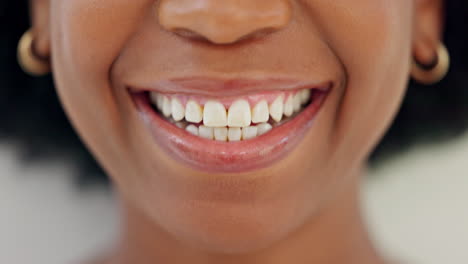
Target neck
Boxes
[108,169,386,264]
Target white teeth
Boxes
[227,100,251,127]
[199,125,214,139]
[204,101,228,127]
[150,93,164,112]
[269,95,284,123]
[228,127,242,141]
[242,126,258,140]
[283,96,294,117]
[150,93,159,110]
[251,100,269,124]
[151,90,313,141]
[171,98,185,121]
[293,93,302,112]
[185,100,203,123]
[257,123,273,135]
[162,96,172,117]
[151,91,310,125]
[214,127,228,141]
[186,124,199,136]
[186,124,272,141]
[157,95,165,111]
[300,89,311,105]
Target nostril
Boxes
[236,27,279,42]
[157,0,292,45]
[164,24,287,45]
[171,28,210,42]
[172,27,282,45]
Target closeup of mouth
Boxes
[131,78,331,173]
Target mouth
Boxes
[130,78,331,173]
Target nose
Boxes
[158,0,292,44]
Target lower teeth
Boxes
[163,109,301,142]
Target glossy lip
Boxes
[130,78,331,173]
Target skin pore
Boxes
[30,0,444,263]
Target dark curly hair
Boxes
[1,1,467,185]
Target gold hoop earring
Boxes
[411,43,450,85]
[17,29,50,76]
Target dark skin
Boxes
[29,0,444,263]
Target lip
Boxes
[130,78,331,173]
[128,77,331,97]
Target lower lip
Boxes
[131,89,329,173]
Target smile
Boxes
[150,89,312,141]
[131,78,331,173]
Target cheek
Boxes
[321,0,414,165]
[283,0,415,205]
[49,0,152,175]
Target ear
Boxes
[412,0,445,65]
[29,0,51,59]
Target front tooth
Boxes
[228,127,242,141]
[199,125,214,139]
[293,93,302,112]
[186,124,199,136]
[185,100,203,123]
[204,101,228,127]
[242,126,258,140]
[227,100,251,127]
[162,96,172,117]
[251,100,269,123]
[301,89,311,105]
[269,95,284,123]
[257,123,273,135]
[171,98,185,121]
[283,96,294,117]
[214,127,228,141]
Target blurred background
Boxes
[0,131,467,264]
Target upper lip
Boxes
[128,76,332,97]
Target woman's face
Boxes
[35,0,434,253]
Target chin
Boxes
[156,199,309,255]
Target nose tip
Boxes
[158,0,292,44]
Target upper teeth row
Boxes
[150,90,311,128]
